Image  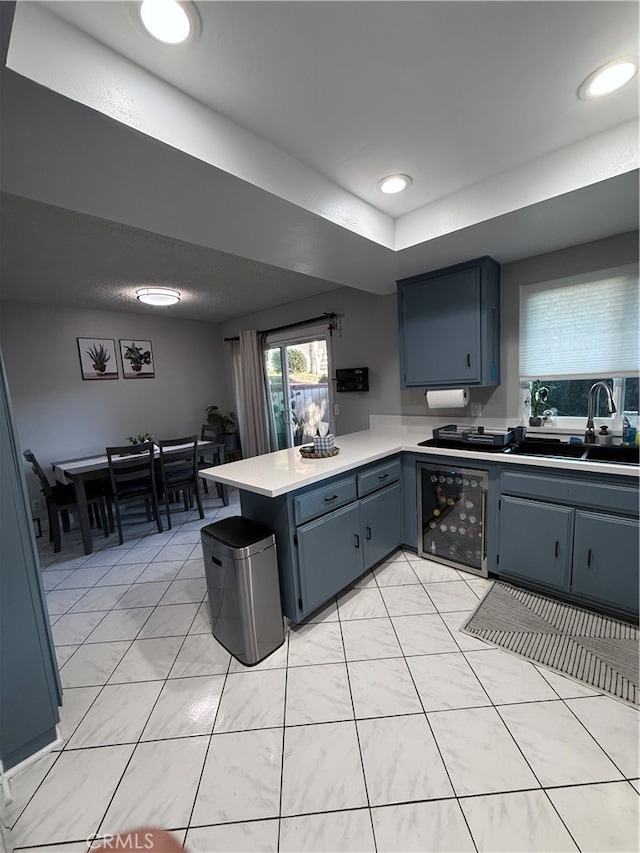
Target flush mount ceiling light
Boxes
[136,287,181,306]
[578,58,638,99]
[377,174,413,194]
[136,0,200,45]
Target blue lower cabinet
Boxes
[572,510,639,616]
[297,502,362,615]
[361,482,402,570]
[499,496,573,592]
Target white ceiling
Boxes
[1,0,638,321]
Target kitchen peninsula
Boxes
[200,422,639,624]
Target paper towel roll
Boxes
[425,388,469,409]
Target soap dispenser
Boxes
[596,425,613,446]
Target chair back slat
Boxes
[158,436,198,481]
[106,443,157,493]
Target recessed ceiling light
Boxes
[137,287,181,306]
[138,0,194,45]
[377,174,413,194]
[579,58,638,99]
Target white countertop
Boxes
[200,427,639,498]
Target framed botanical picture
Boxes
[77,338,119,380]
[120,339,155,379]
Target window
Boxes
[519,263,639,425]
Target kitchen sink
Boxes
[507,438,639,465]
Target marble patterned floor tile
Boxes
[137,602,199,638]
[534,665,600,699]
[407,558,463,584]
[116,546,163,566]
[428,706,540,796]
[340,616,403,662]
[56,685,102,745]
[214,669,285,732]
[281,721,367,816]
[191,728,282,825]
[358,714,454,805]
[304,598,339,623]
[68,585,130,613]
[156,543,196,562]
[54,567,111,589]
[460,789,579,852]
[159,577,207,605]
[498,700,625,787]
[347,658,423,718]
[41,570,74,592]
[373,561,421,587]
[285,663,353,725]
[99,736,209,836]
[439,610,491,651]
[371,799,475,852]
[379,584,437,616]
[51,610,108,646]
[547,781,640,853]
[280,809,376,852]
[94,563,149,587]
[85,606,154,643]
[463,576,494,598]
[4,752,58,829]
[12,744,134,848]
[142,674,225,739]
[66,681,163,748]
[60,641,131,688]
[407,652,491,711]
[81,549,124,568]
[287,621,345,667]
[337,586,388,620]
[45,588,88,615]
[391,613,459,656]
[565,696,640,778]
[186,819,279,853]
[464,648,559,704]
[112,581,171,609]
[169,633,231,678]
[175,558,206,580]
[188,601,212,634]
[167,529,202,545]
[134,560,184,584]
[629,779,640,793]
[55,644,79,669]
[107,636,183,683]
[228,634,289,672]
[424,580,482,612]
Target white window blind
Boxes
[519,263,639,380]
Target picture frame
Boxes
[77,338,119,380]
[120,339,155,379]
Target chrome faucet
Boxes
[584,381,616,443]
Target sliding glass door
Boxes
[265,336,331,450]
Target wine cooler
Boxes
[417,462,489,577]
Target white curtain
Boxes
[229,330,272,458]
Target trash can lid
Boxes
[201,515,274,549]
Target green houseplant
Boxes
[529,380,550,426]
[206,405,239,453]
[86,343,111,374]
[126,432,153,445]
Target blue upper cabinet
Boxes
[397,256,501,388]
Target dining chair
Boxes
[106,442,163,545]
[23,449,109,553]
[198,424,227,496]
[158,435,204,529]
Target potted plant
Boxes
[126,432,153,445]
[123,342,152,372]
[529,380,550,427]
[86,343,111,374]
[206,405,240,453]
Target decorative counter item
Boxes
[313,433,335,454]
[529,380,550,426]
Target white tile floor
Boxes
[5,489,640,852]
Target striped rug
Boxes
[462,581,639,705]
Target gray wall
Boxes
[1,301,230,502]
[223,231,639,431]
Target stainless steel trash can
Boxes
[201,516,284,666]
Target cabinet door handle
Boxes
[324,494,338,502]
[378,473,389,480]
[366,526,372,540]
[354,534,360,549]
[555,541,559,558]
[466,353,471,368]
[587,548,592,567]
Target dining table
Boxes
[52,440,228,555]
